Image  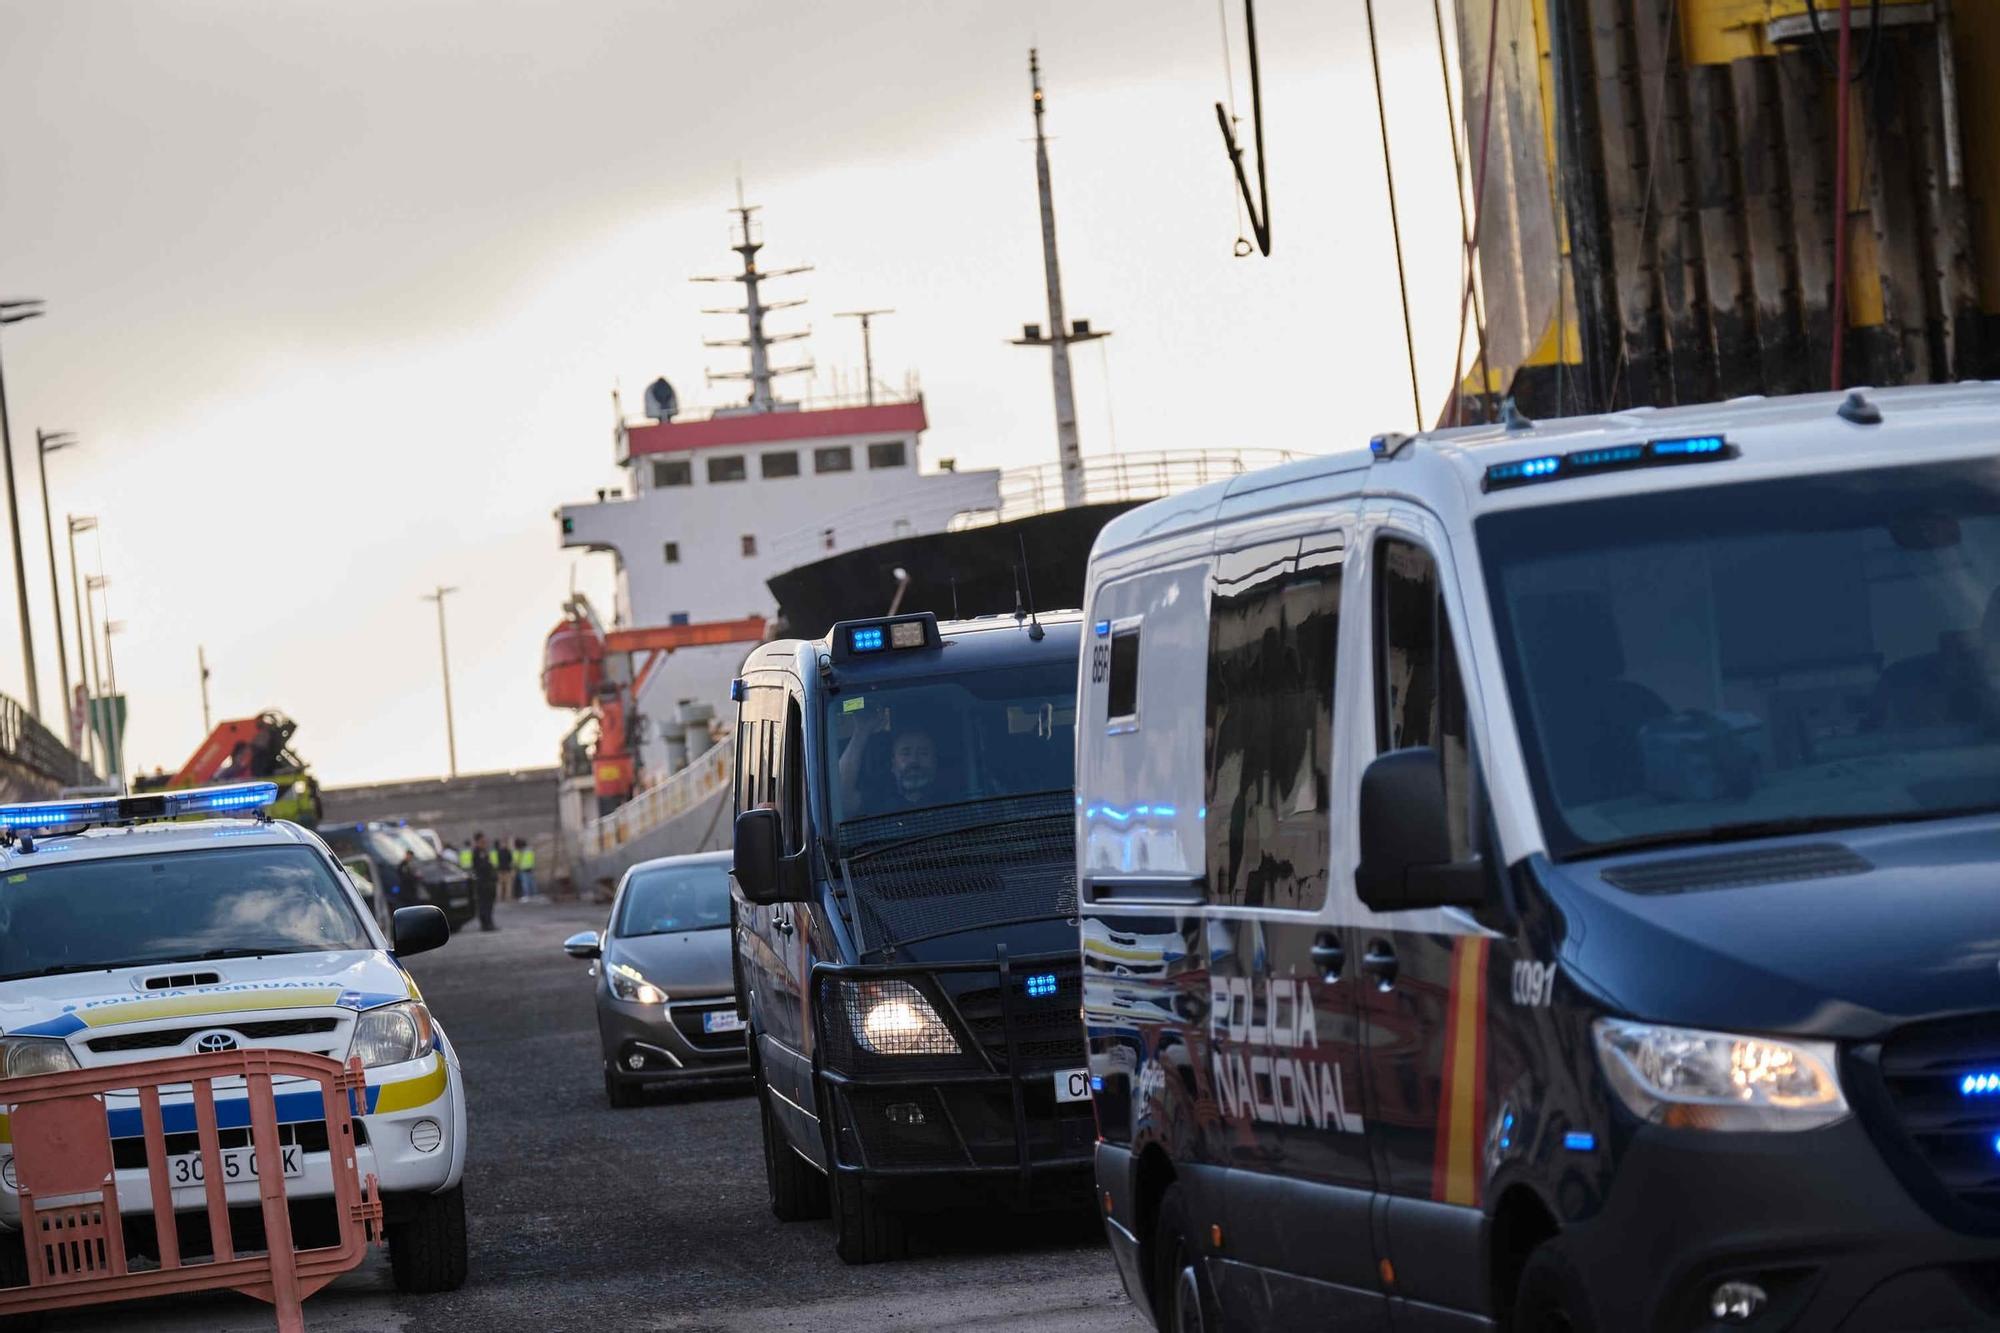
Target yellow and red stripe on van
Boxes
[1431,937,1490,1207]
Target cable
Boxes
[1364,0,1423,429]
[1443,0,1501,426]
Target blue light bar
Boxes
[1651,434,1727,456]
[1025,972,1058,999]
[1569,444,1645,469]
[1484,434,1737,492]
[849,626,886,653]
[0,797,118,832]
[168,782,279,816]
[1962,1071,2000,1096]
[1562,1131,1596,1152]
[1486,456,1562,487]
[0,781,279,835]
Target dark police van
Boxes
[730,610,1090,1263]
[1078,385,2000,1331]
[319,820,477,929]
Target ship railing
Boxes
[581,734,735,860]
[765,470,1005,571]
[946,448,1298,531]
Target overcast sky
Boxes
[0,0,1467,786]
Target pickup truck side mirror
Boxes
[733,808,810,906]
[392,904,451,957]
[1355,747,1486,913]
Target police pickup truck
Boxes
[0,782,468,1293]
[1079,385,2000,1331]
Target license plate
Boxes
[1055,1068,1092,1103]
[166,1144,302,1188]
[702,1009,745,1034]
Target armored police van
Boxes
[730,611,1089,1264]
[1079,384,2000,1331]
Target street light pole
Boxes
[422,586,460,778]
[67,515,98,777]
[35,430,75,747]
[101,617,123,789]
[0,301,46,720]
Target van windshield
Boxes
[824,663,1077,827]
[0,845,372,982]
[1479,457,2000,861]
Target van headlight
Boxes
[1593,1019,1847,1131]
[349,1002,436,1068]
[607,962,667,1005]
[0,1037,79,1080]
[838,979,960,1056]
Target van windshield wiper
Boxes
[1571,806,2000,863]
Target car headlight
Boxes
[349,1001,436,1068]
[1593,1019,1847,1131]
[607,962,667,1005]
[0,1037,79,1080]
[839,979,960,1056]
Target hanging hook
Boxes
[1214,0,1271,256]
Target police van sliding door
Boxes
[1202,534,1386,1328]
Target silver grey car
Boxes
[563,850,750,1107]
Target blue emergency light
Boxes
[830,613,940,663]
[1025,972,1058,998]
[1962,1071,2000,1096]
[0,781,280,834]
[1483,434,1737,492]
[850,625,887,653]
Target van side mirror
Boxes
[733,808,809,906]
[392,905,451,957]
[1355,747,1486,913]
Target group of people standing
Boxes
[442,833,540,931]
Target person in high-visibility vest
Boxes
[514,838,538,899]
[458,844,473,871]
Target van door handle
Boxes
[1360,939,1398,990]
[1309,933,1345,981]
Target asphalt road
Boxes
[47,899,1142,1332]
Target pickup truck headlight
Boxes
[838,979,960,1056]
[1593,1019,1847,1131]
[0,1036,79,1080]
[607,962,667,1005]
[350,1001,436,1068]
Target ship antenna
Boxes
[949,576,961,621]
[1017,534,1044,641]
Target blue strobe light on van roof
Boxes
[830,613,942,662]
[1483,434,1738,492]
[850,625,887,653]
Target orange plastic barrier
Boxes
[0,1049,382,1331]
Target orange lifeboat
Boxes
[542,616,605,710]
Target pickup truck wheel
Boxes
[760,1078,829,1221]
[386,1184,469,1293]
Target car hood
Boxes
[1539,813,2000,1041]
[0,950,414,1039]
[608,929,734,995]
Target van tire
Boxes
[604,1069,642,1109]
[760,1079,829,1221]
[1510,1236,1597,1333]
[830,1164,906,1264]
[1150,1183,1211,1333]
[386,1184,469,1293]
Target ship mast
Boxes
[695,192,813,412]
[1013,49,1106,508]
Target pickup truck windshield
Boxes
[825,661,1077,827]
[0,845,371,981]
[1479,457,2000,860]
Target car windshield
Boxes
[822,662,1077,825]
[615,862,731,936]
[0,845,371,982]
[367,827,436,864]
[1479,457,2000,860]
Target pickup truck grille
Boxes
[86,1018,342,1055]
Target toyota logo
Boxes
[193,1031,238,1053]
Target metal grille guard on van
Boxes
[811,947,1090,1199]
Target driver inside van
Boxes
[837,708,958,815]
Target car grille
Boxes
[668,1002,747,1052]
[942,962,1085,1074]
[87,1018,342,1055]
[1875,1016,2000,1220]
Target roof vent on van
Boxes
[141,971,222,991]
[1600,842,1871,894]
